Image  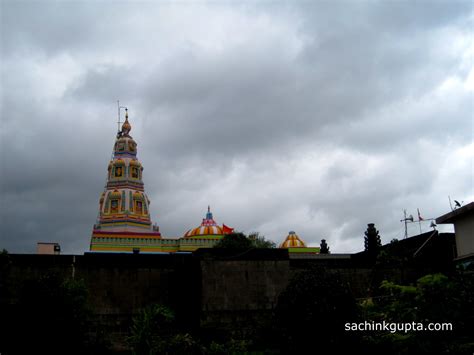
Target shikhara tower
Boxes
[90,109,161,252]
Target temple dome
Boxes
[279,231,307,248]
[184,225,224,237]
[112,110,138,157]
[183,206,225,238]
[121,109,131,135]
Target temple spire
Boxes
[122,108,131,136]
[206,205,213,220]
[91,106,158,238]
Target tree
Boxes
[248,232,275,248]
[128,304,203,355]
[364,223,381,259]
[362,272,474,354]
[214,232,276,249]
[213,232,253,249]
[320,239,330,254]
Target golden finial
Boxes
[122,108,131,135]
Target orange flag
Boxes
[222,224,234,234]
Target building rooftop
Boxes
[436,201,474,224]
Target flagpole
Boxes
[417,208,422,234]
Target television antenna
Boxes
[400,209,414,239]
[117,100,128,134]
[95,101,128,226]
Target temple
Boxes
[90,108,320,254]
[89,110,232,253]
[90,109,163,252]
[279,231,320,254]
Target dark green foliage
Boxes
[128,304,202,355]
[361,272,474,354]
[213,232,253,249]
[203,338,250,354]
[165,333,202,354]
[375,238,405,265]
[365,223,382,260]
[128,304,175,355]
[128,304,255,354]
[248,232,276,248]
[275,267,360,353]
[214,232,275,249]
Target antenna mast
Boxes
[97,101,127,225]
[400,209,414,239]
[403,209,408,239]
[117,100,127,133]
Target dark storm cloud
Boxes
[1,1,133,55]
[0,0,472,253]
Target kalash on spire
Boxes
[90,108,162,252]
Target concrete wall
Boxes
[0,253,200,351]
[0,241,456,351]
[199,258,289,338]
[454,215,474,259]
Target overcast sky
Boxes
[1,0,472,254]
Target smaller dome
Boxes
[183,206,225,238]
[115,159,125,165]
[129,159,141,167]
[279,231,307,248]
[184,225,224,238]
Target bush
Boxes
[362,272,474,354]
[213,233,253,249]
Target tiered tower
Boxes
[90,109,161,252]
